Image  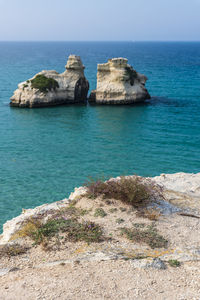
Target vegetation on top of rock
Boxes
[31,74,59,93]
[85,176,163,208]
[21,217,103,248]
[120,224,168,249]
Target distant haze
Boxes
[0,0,200,41]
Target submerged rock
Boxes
[89,57,150,104]
[10,55,89,108]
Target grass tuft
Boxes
[120,224,168,249]
[24,217,103,247]
[94,208,107,218]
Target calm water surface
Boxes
[0,42,200,230]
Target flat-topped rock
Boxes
[10,55,89,108]
[89,57,150,104]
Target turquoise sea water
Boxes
[0,42,200,231]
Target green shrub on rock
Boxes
[27,218,103,246]
[31,74,59,93]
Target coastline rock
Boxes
[69,186,87,201]
[89,57,150,104]
[153,172,200,198]
[0,172,200,245]
[10,55,89,108]
[0,198,70,244]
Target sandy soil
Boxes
[1,259,200,300]
[0,179,200,300]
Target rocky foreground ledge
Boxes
[1,172,199,245]
[0,172,200,299]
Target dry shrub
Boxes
[0,244,29,258]
[136,208,161,221]
[10,219,41,241]
[85,176,163,208]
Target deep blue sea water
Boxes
[0,42,200,231]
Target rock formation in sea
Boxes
[89,57,151,104]
[10,55,89,108]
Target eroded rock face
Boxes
[89,58,150,104]
[10,55,89,108]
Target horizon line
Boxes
[0,40,200,43]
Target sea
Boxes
[0,41,200,231]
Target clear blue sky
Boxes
[0,0,200,41]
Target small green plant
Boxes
[94,208,107,218]
[116,218,125,224]
[31,74,59,93]
[168,259,181,267]
[23,84,28,88]
[79,209,89,216]
[120,224,168,249]
[109,208,118,213]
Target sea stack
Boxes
[10,55,89,108]
[89,58,150,104]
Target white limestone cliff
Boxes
[0,172,199,245]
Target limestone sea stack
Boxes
[89,58,150,104]
[10,55,89,108]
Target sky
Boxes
[0,0,200,41]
